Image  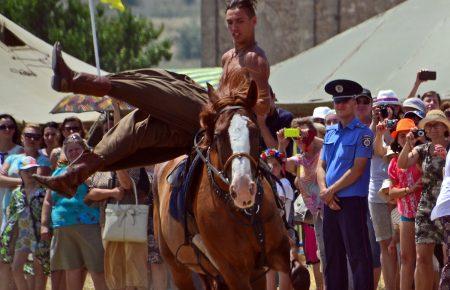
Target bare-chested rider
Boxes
[34,0,271,196]
[221,0,270,115]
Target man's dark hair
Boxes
[226,0,257,18]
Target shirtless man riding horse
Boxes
[34,0,271,198]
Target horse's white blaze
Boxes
[228,114,251,181]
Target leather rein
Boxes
[193,105,260,188]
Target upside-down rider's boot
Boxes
[51,41,111,96]
[33,150,105,197]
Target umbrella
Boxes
[50,94,134,114]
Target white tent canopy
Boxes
[271,0,450,114]
[0,13,104,123]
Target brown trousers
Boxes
[94,69,209,170]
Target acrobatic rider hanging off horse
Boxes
[34,0,271,197]
[34,1,310,288]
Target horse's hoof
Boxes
[290,262,310,290]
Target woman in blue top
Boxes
[40,134,107,290]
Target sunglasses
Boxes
[0,124,15,131]
[356,97,371,105]
[24,133,42,140]
[64,126,81,132]
[333,98,352,105]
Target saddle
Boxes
[167,152,203,222]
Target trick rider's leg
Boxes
[34,42,207,196]
[50,42,208,133]
[34,109,193,197]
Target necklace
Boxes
[233,41,257,58]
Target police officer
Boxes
[317,79,374,290]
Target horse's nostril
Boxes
[231,190,237,199]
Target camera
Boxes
[413,129,425,138]
[418,71,437,81]
[379,105,389,119]
[386,119,398,129]
[284,128,300,138]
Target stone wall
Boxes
[201,0,404,66]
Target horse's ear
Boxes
[207,83,219,104]
[246,81,258,108]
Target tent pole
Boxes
[88,0,109,126]
[88,0,101,76]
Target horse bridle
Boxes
[194,105,260,187]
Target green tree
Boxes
[0,0,172,72]
[177,20,201,59]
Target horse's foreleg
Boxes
[157,233,197,290]
[215,267,252,290]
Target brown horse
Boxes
[153,82,309,290]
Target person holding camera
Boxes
[397,110,450,290]
[369,90,401,290]
[406,70,440,112]
[277,117,325,290]
[317,79,374,290]
[386,118,423,290]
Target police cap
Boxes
[325,79,363,101]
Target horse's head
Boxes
[200,81,260,209]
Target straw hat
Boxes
[418,110,450,131]
[391,118,416,139]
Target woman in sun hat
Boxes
[387,118,423,290]
[398,110,450,289]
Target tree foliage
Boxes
[0,0,172,72]
[177,20,201,59]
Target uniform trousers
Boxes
[323,196,373,290]
[93,69,209,170]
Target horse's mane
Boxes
[199,76,252,147]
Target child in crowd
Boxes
[261,148,294,290]
[0,156,49,290]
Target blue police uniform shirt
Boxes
[320,117,373,197]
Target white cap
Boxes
[403,98,426,113]
[312,106,331,120]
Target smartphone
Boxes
[284,128,300,138]
[418,71,436,81]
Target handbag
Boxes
[102,178,149,243]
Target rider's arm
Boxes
[245,52,270,115]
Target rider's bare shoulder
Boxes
[221,49,234,67]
